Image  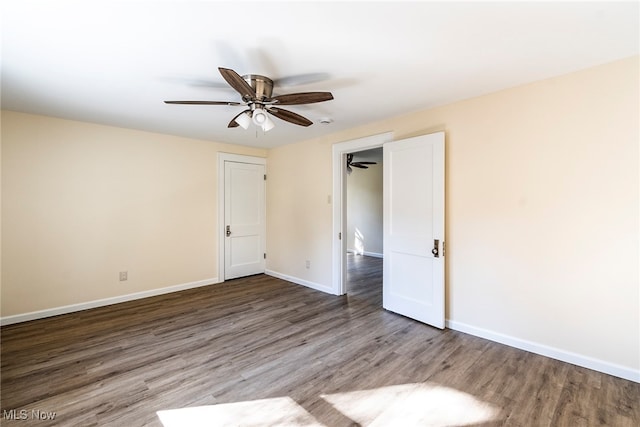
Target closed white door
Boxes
[383,132,445,328]
[224,161,266,280]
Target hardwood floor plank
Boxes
[502,356,568,426]
[2,254,638,426]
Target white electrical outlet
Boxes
[305,260,310,269]
[119,271,128,281]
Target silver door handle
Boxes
[226,225,231,237]
[432,239,439,258]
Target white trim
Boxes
[446,319,640,383]
[363,251,383,258]
[217,153,267,165]
[217,153,267,283]
[0,278,219,326]
[347,249,383,258]
[265,270,335,295]
[332,132,393,295]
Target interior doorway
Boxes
[217,153,267,282]
[345,148,383,297]
[331,132,393,295]
[332,131,445,329]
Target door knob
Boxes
[432,239,439,258]
[226,225,231,237]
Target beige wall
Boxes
[347,163,383,256]
[265,138,334,288]
[266,56,639,372]
[1,111,265,316]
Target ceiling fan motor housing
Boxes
[243,74,273,100]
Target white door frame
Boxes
[217,152,267,283]
[331,132,394,295]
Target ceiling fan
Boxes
[165,67,334,132]
[347,153,377,175]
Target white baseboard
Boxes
[0,277,219,326]
[363,251,383,258]
[446,319,640,383]
[265,270,336,295]
[347,249,383,258]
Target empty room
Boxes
[1,1,638,426]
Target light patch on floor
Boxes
[157,383,498,426]
[157,396,323,427]
[321,383,499,426]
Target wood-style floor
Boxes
[1,254,638,426]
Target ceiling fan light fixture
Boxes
[252,108,269,126]
[261,114,275,132]
[252,108,274,132]
[234,111,252,129]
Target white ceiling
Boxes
[2,1,638,149]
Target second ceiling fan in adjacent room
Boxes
[346,153,377,175]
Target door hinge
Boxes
[443,241,446,257]
[264,253,266,259]
[264,174,267,181]
[338,232,342,240]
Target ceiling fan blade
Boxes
[267,107,313,127]
[218,67,256,101]
[352,164,369,169]
[164,100,242,106]
[270,92,334,105]
[351,161,377,167]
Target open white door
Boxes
[383,132,445,328]
[224,161,266,280]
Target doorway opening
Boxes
[345,148,383,302]
[332,131,446,329]
[331,132,393,296]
